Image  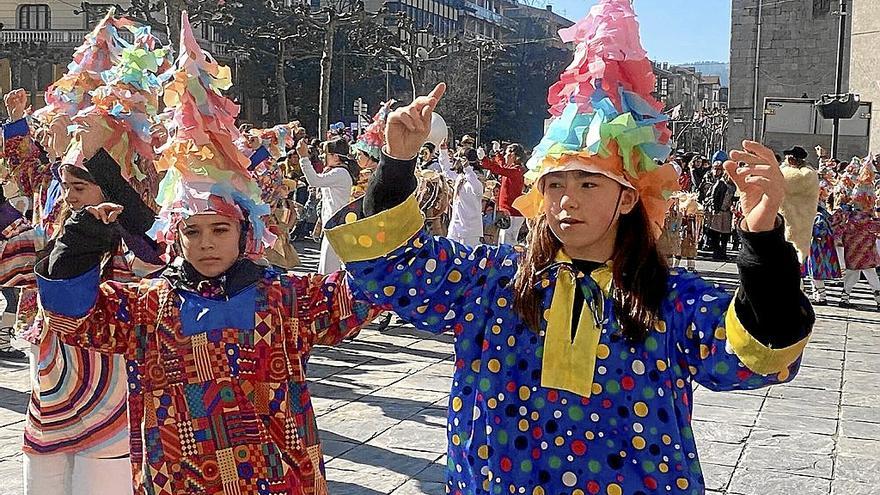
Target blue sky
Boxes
[548,0,733,63]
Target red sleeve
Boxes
[286,271,381,350]
[3,119,48,198]
[482,155,519,178]
[39,274,147,357]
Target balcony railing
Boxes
[0,29,138,45]
[0,29,230,57]
[463,1,504,25]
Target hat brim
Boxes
[534,158,635,193]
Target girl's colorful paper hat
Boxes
[260,123,301,159]
[34,12,167,238]
[353,100,395,161]
[851,156,876,211]
[33,9,134,124]
[512,0,679,238]
[234,122,304,204]
[62,22,172,188]
[149,12,272,260]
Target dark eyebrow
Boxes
[62,178,91,187]
[571,170,604,179]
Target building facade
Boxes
[653,62,726,119]
[365,0,462,36]
[459,0,517,40]
[0,0,226,114]
[500,3,571,50]
[849,0,880,152]
[728,0,855,155]
[698,75,723,111]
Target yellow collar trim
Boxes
[553,251,614,295]
[540,251,613,398]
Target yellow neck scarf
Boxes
[540,251,613,398]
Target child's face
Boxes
[542,170,637,260]
[60,167,104,211]
[178,214,242,278]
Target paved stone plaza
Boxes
[0,242,877,494]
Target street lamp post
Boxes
[831,0,848,159]
[476,43,483,146]
[385,61,391,101]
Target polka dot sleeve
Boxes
[325,193,520,335]
[345,229,519,335]
[666,271,806,392]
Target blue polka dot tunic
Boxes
[326,194,812,495]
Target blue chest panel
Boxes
[178,286,258,336]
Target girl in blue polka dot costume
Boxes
[326,2,815,494]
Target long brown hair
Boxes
[511,200,668,343]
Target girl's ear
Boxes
[619,188,639,215]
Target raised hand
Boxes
[296,138,309,158]
[4,89,28,122]
[67,113,114,162]
[385,83,446,159]
[723,141,786,233]
[85,203,124,224]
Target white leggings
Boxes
[498,216,526,246]
[843,269,880,294]
[24,451,133,495]
[449,232,481,248]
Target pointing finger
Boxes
[428,83,446,102]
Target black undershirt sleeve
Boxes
[37,211,119,279]
[734,217,815,347]
[363,152,419,217]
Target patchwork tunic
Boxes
[802,204,842,280]
[325,169,814,495]
[831,208,880,270]
[37,264,376,495]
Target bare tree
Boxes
[116,0,237,47]
[355,14,497,100]
[0,41,65,109]
[299,2,391,135]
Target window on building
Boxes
[812,0,831,18]
[18,4,50,30]
[199,22,213,41]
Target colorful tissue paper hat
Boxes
[513,0,679,238]
[150,12,273,261]
[62,21,172,190]
[851,156,877,212]
[33,9,135,124]
[237,122,301,203]
[246,145,288,205]
[352,100,395,161]
[260,122,301,159]
[31,10,153,237]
